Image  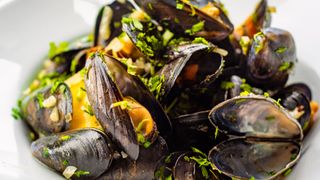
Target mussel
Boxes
[21,83,72,136]
[133,0,233,41]
[31,128,114,179]
[84,51,160,160]
[245,27,297,89]
[158,41,225,101]
[102,55,172,138]
[209,138,300,180]
[207,95,303,179]
[99,136,168,180]
[273,83,312,131]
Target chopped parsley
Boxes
[265,115,275,121]
[165,153,173,163]
[275,47,287,54]
[249,176,256,180]
[42,147,50,158]
[11,107,22,120]
[137,133,151,148]
[239,36,251,55]
[60,135,71,141]
[62,159,69,166]
[162,29,174,46]
[185,21,205,35]
[214,127,219,139]
[240,91,250,96]
[278,62,293,71]
[148,3,153,10]
[253,32,265,54]
[74,170,90,177]
[284,168,292,177]
[111,100,131,110]
[240,83,252,92]
[37,94,45,108]
[189,147,214,179]
[220,81,234,90]
[81,104,94,116]
[48,41,69,59]
[176,2,184,9]
[113,21,121,28]
[192,37,209,45]
[263,92,270,98]
[140,74,165,99]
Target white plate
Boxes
[0,0,319,179]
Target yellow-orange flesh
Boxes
[123,97,155,137]
[65,72,102,130]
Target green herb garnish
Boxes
[37,94,45,108]
[185,21,205,35]
[253,32,265,54]
[279,62,293,71]
[275,47,287,54]
[62,159,69,166]
[192,37,209,45]
[42,147,50,158]
[11,107,22,120]
[60,135,71,141]
[74,170,90,177]
[220,81,235,90]
[48,41,69,59]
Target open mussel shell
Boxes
[31,128,114,179]
[94,1,133,47]
[99,136,168,180]
[208,138,301,180]
[21,83,72,136]
[245,27,297,89]
[104,56,172,138]
[234,0,271,40]
[158,42,225,101]
[133,0,233,41]
[209,95,303,140]
[273,83,312,130]
[84,52,139,160]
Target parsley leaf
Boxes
[185,21,205,35]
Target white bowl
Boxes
[0,0,319,179]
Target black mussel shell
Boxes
[246,27,297,89]
[94,1,133,47]
[104,56,172,138]
[99,136,168,180]
[171,111,217,152]
[158,42,225,101]
[209,96,303,140]
[21,83,72,136]
[84,52,139,160]
[208,138,301,180]
[273,83,312,130]
[31,128,114,179]
[133,0,233,41]
[278,83,312,101]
